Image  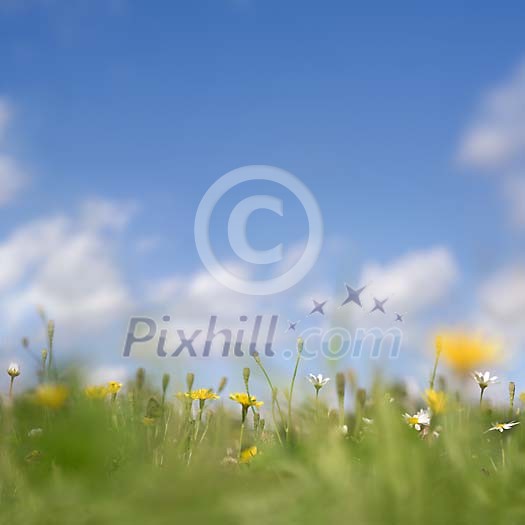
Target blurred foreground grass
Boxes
[1,332,525,525]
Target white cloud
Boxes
[146,276,183,304]
[474,265,525,359]
[0,199,135,334]
[478,265,525,325]
[458,59,525,230]
[0,215,68,291]
[0,154,26,206]
[458,61,525,170]
[80,198,137,232]
[147,263,256,321]
[360,246,459,314]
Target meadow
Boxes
[1,323,525,525]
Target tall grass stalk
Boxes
[287,337,304,441]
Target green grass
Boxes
[2,357,525,525]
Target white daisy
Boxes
[307,373,330,391]
[472,371,499,389]
[487,421,520,433]
[403,409,431,431]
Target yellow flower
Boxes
[85,385,108,399]
[107,381,123,395]
[34,384,69,409]
[240,445,258,464]
[143,416,156,426]
[425,389,447,414]
[438,332,500,374]
[229,392,264,408]
[186,388,219,401]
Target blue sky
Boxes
[1,1,525,396]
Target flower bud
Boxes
[435,335,443,355]
[136,367,145,390]
[336,372,346,400]
[243,367,251,388]
[186,372,195,391]
[218,376,228,393]
[162,373,170,394]
[7,363,20,378]
[356,388,367,409]
[347,369,358,393]
[509,381,516,406]
[47,320,55,343]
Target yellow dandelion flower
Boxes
[34,384,69,409]
[438,332,500,374]
[229,392,264,408]
[107,381,123,395]
[85,385,108,399]
[186,388,220,401]
[425,389,447,414]
[240,445,258,464]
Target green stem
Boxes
[253,354,286,430]
[194,401,204,443]
[270,398,283,446]
[429,350,442,390]
[244,383,257,423]
[238,407,247,462]
[287,345,303,440]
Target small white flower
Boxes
[403,409,431,431]
[28,428,43,438]
[472,371,499,389]
[487,421,520,433]
[7,363,20,378]
[340,424,348,435]
[307,373,330,391]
